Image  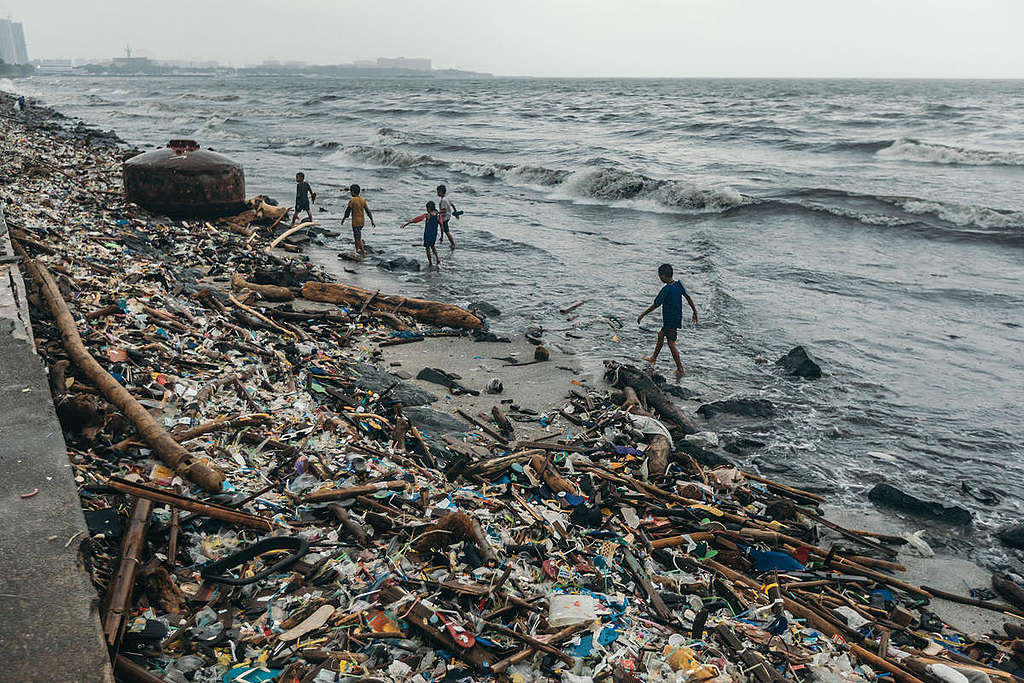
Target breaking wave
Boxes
[556,167,744,212]
[889,197,1024,229]
[325,143,742,212]
[876,139,1024,166]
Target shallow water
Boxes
[13,75,1024,566]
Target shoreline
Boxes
[2,89,1022,681]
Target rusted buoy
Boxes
[123,140,245,217]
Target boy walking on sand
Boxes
[436,184,459,250]
[636,263,698,376]
[291,172,316,227]
[341,184,375,257]
[400,200,442,268]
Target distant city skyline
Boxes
[0,18,29,64]
[2,0,1023,78]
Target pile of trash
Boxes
[3,92,1024,683]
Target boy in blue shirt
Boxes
[636,263,698,376]
[400,200,442,268]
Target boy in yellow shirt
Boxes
[341,183,376,257]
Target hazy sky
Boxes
[3,0,1022,77]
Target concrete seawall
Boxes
[0,208,114,682]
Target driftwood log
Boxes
[230,272,294,302]
[302,281,483,330]
[604,360,698,434]
[26,260,225,492]
[414,510,499,567]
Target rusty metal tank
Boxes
[123,140,245,217]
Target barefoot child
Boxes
[341,184,375,257]
[291,172,316,227]
[436,184,459,249]
[400,201,442,268]
[636,263,698,376]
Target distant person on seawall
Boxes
[291,172,316,227]
[636,263,698,376]
[341,183,376,258]
[436,184,461,250]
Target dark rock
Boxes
[351,362,436,406]
[404,406,467,435]
[996,522,1024,549]
[675,441,734,468]
[472,330,511,343]
[868,483,972,526]
[697,398,775,420]
[534,345,549,362]
[378,256,421,272]
[776,346,822,379]
[471,301,501,318]
[662,384,699,401]
[723,437,767,456]
[416,367,479,396]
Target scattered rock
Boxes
[416,367,479,396]
[996,522,1024,549]
[403,406,467,435]
[867,483,972,526]
[351,362,436,406]
[471,301,501,318]
[378,256,421,272]
[485,378,503,394]
[533,345,549,362]
[776,345,822,379]
[696,397,775,420]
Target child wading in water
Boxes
[636,263,698,376]
[341,184,375,257]
[436,184,459,249]
[400,201,442,268]
[291,172,316,227]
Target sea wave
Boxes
[890,198,1024,229]
[325,145,442,169]
[557,167,744,212]
[876,139,1024,166]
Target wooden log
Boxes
[26,260,224,492]
[115,655,169,683]
[171,413,272,443]
[102,498,154,651]
[267,221,316,250]
[456,408,509,444]
[304,480,408,504]
[491,406,513,435]
[378,583,492,670]
[530,452,579,495]
[490,622,592,674]
[302,280,483,330]
[414,511,499,567]
[230,272,294,302]
[621,547,675,622]
[603,360,699,434]
[484,621,574,666]
[227,293,299,338]
[105,477,277,531]
[329,503,369,546]
[920,584,1024,618]
[646,434,671,481]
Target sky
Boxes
[2,0,1023,78]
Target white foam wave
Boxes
[324,145,440,169]
[557,167,743,212]
[892,198,1023,229]
[877,139,1024,166]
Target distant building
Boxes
[376,56,431,71]
[0,19,29,64]
[35,58,73,73]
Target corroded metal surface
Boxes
[123,140,245,217]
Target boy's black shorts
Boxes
[441,219,451,233]
[296,200,310,212]
[661,327,679,342]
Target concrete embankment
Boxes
[0,208,114,682]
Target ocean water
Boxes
[13,75,1024,566]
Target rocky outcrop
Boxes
[867,483,972,526]
[776,346,822,379]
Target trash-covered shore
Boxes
[2,91,1024,683]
